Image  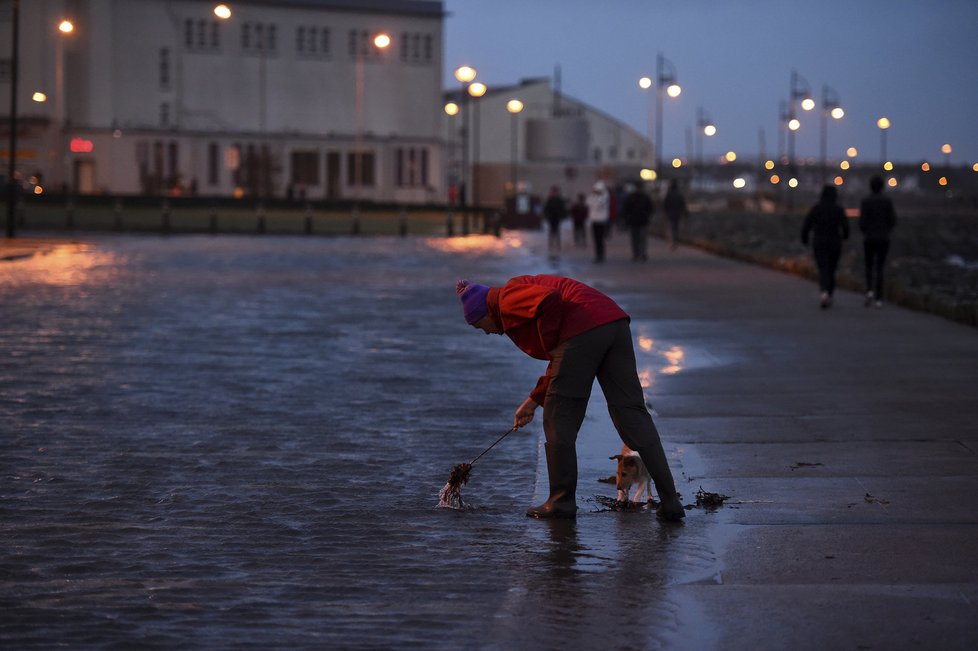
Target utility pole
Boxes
[6,0,20,237]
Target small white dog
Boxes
[609,445,653,504]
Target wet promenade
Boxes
[2,229,977,650]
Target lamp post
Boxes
[5,0,20,237]
[787,70,813,177]
[55,18,74,196]
[467,81,486,221]
[877,117,891,165]
[454,65,476,234]
[506,99,523,205]
[654,53,681,175]
[353,32,391,199]
[695,106,715,182]
[819,85,843,182]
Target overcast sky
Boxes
[442,0,978,166]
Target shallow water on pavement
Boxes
[1,233,710,649]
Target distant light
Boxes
[213,4,231,20]
[840,160,850,170]
[725,151,737,162]
[58,20,74,33]
[834,176,844,186]
[671,158,683,168]
[788,177,799,188]
[941,143,952,155]
[938,176,948,186]
[883,161,894,171]
[801,98,816,111]
[831,107,845,120]
[666,84,681,98]
[640,168,657,181]
[732,177,746,189]
[889,178,898,187]
[973,163,978,172]
[769,174,780,184]
[638,76,652,90]
[764,160,775,170]
[788,118,801,131]
[112,129,123,139]
[34,185,44,195]
[846,147,858,157]
[877,117,891,130]
[921,162,930,172]
[233,187,245,199]
[468,82,487,98]
[373,33,391,49]
[454,66,477,83]
[444,102,459,116]
[69,137,94,153]
[506,99,524,114]
[703,124,717,137]
[32,92,47,103]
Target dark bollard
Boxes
[352,205,361,235]
[161,199,171,233]
[462,211,470,236]
[398,207,408,237]
[113,197,123,231]
[66,197,75,230]
[446,211,454,237]
[492,211,502,238]
[257,202,266,233]
[304,202,313,234]
[209,203,218,234]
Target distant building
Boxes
[1,0,445,202]
[444,77,651,210]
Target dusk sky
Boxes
[442,0,978,166]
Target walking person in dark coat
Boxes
[543,186,567,256]
[859,176,897,308]
[621,184,654,261]
[801,185,850,309]
[570,193,588,248]
[663,180,688,251]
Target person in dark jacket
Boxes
[621,184,654,261]
[456,275,685,521]
[543,186,567,256]
[801,185,850,309]
[859,176,897,308]
[570,193,588,248]
[663,180,689,251]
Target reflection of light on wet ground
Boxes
[637,335,654,352]
[638,368,653,388]
[424,233,524,254]
[661,346,685,375]
[632,324,726,382]
[0,243,112,287]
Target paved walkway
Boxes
[537,227,978,649]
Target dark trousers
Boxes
[543,319,678,499]
[629,225,648,261]
[813,242,841,294]
[591,222,607,262]
[864,239,890,298]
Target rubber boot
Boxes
[526,442,578,519]
[635,445,685,521]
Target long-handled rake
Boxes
[438,426,518,509]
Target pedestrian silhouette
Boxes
[663,179,688,251]
[543,186,567,257]
[801,185,849,309]
[859,176,897,308]
[621,183,654,261]
[586,181,611,263]
[570,193,588,248]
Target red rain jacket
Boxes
[486,274,629,405]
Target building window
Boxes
[242,23,250,49]
[399,32,434,64]
[321,28,330,54]
[167,141,179,184]
[420,148,429,186]
[159,48,170,89]
[0,59,11,82]
[160,102,170,127]
[184,19,194,47]
[395,147,429,188]
[593,148,601,163]
[347,151,375,186]
[423,35,432,61]
[296,26,305,53]
[185,19,220,53]
[211,22,220,49]
[297,26,331,58]
[609,146,618,161]
[244,22,276,54]
[208,142,219,186]
[291,151,320,185]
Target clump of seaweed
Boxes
[692,487,730,510]
[437,463,472,510]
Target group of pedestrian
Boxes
[542,180,689,264]
[801,176,896,310]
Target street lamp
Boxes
[877,117,891,164]
[695,106,715,167]
[55,17,74,195]
[5,0,21,237]
[820,85,843,182]
[654,53,681,174]
[354,31,391,198]
[454,65,477,233]
[467,81,487,213]
[506,99,523,201]
[787,70,812,173]
[213,4,231,19]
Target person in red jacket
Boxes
[456,275,685,521]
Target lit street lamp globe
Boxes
[468,82,487,98]
[788,118,801,131]
[59,19,74,33]
[666,84,682,98]
[444,102,459,116]
[506,99,524,114]
[213,4,231,19]
[941,143,952,155]
[831,107,845,119]
[454,66,477,83]
[639,77,652,89]
[703,124,716,137]
[373,33,391,49]
[877,117,891,130]
[801,97,816,111]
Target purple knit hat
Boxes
[456,279,490,325]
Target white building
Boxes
[445,76,652,209]
[1,0,445,202]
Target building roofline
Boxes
[206,0,445,17]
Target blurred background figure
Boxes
[543,185,567,257]
[663,180,689,252]
[801,185,850,309]
[859,176,898,308]
[570,193,589,248]
[622,183,654,262]
[587,181,611,263]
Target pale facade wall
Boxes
[2,0,444,202]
